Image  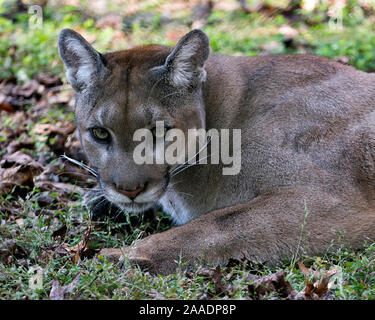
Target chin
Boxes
[116,201,157,213]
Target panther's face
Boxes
[58,29,210,213]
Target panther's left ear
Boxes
[164,29,210,87]
[58,28,107,91]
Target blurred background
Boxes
[2,0,375,83]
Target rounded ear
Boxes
[164,29,210,87]
[58,29,107,91]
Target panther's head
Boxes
[58,29,210,212]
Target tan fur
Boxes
[58,29,375,274]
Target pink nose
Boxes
[117,184,145,200]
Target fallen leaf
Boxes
[212,265,229,295]
[298,261,321,281]
[315,276,329,296]
[197,265,231,296]
[34,73,62,87]
[49,274,81,300]
[297,261,310,277]
[0,151,44,196]
[15,218,24,228]
[11,80,42,98]
[197,267,215,277]
[52,225,67,239]
[225,268,234,281]
[0,239,29,264]
[70,224,92,263]
[191,0,213,29]
[33,122,74,137]
[297,262,335,300]
[6,139,35,155]
[0,205,20,217]
[0,101,14,112]
[1,150,43,169]
[149,289,165,299]
[54,224,96,263]
[335,56,350,65]
[198,292,209,300]
[34,181,85,197]
[248,270,297,299]
[63,131,86,161]
[36,194,57,207]
[46,89,74,106]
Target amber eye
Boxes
[91,128,110,142]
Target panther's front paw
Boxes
[98,246,159,273]
[98,248,125,263]
[98,227,203,275]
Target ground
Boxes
[1,0,375,300]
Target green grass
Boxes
[1,188,375,300]
[3,0,375,82]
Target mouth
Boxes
[103,172,170,213]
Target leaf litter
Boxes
[49,274,81,300]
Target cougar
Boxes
[58,28,375,274]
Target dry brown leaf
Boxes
[36,194,57,207]
[149,288,166,299]
[315,277,329,296]
[52,225,67,239]
[46,89,74,106]
[55,224,93,263]
[34,73,62,87]
[0,101,14,112]
[33,121,75,137]
[297,262,310,276]
[49,274,81,300]
[212,265,226,295]
[298,262,321,281]
[196,265,231,296]
[225,268,234,281]
[0,151,44,195]
[326,266,339,278]
[304,278,315,297]
[15,218,24,228]
[191,0,213,29]
[297,262,335,300]
[64,132,86,161]
[197,267,216,278]
[6,139,35,155]
[0,239,29,264]
[1,150,43,169]
[0,205,20,217]
[248,270,297,299]
[34,181,85,196]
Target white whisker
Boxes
[61,154,98,177]
[171,155,212,178]
[170,135,211,176]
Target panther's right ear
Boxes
[58,29,107,91]
[162,29,210,88]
